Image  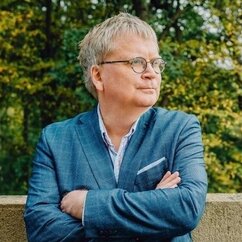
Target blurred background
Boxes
[0,0,241,194]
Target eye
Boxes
[131,57,145,66]
[152,58,166,73]
[152,58,162,66]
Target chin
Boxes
[140,96,158,106]
[136,100,157,108]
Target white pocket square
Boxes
[137,157,166,175]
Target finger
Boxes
[160,176,181,189]
[156,174,181,189]
[60,203,65,212]
[60,196,68,210]
[159,171,179,185]
[165,176,181,188]
[160,171,172,182]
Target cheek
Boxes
[157,78,162,89]
[102,68,123,84]
[104,69,137,87]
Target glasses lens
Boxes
[152,58,165,73]
[131,57,146,73]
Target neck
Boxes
[99,103,148,138]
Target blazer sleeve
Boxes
[83,115,208,239]
[24,129,85,242]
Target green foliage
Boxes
[0,0,241,194]
[156,0,242,192]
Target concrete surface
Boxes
[0,195,27,242]
[0,194,241,242]
[193,193,242,242]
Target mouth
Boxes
[139,86,157,90]
[138,88,156,94]
[139,87,155,89]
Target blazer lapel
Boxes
[75,108,116,189]
[118,109,155,191]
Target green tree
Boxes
[0,0,241,194]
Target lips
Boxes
[139,87,155,89]
[137,83,158,89]
[137,82,159,92]
[138,88,156,94]
[138,87,156,90]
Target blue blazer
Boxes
[24,107,207,242]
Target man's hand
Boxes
[156,171,181,189]
[60,190,88,219]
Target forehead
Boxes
[107,34,159,58]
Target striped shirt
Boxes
[97,106,139,182]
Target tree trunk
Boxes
[44,0,53,59]
[132,0,147,20]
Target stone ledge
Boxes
[0,195,26,205]
[0,196,27,242]
[193,193,242,242]
[0,194,241,242]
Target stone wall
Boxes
[193,193,242,242]
[0,194,241,242]
[0,196,27,242]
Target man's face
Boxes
[93,34,162,111]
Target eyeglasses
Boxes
[99,57,166,74]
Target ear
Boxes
[91,65,104,92]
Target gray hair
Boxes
[78,12,158,99]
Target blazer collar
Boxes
[75,108,116,189]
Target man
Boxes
[24,13,207,242]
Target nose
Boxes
[141,62,157,79]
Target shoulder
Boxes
[42,109,96,136]
[150,107,198,122]
[145,107,201,132]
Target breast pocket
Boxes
[134,157,168,191]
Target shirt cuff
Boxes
[82,191,88,226]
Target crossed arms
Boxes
[61,171,181,219]
[24,114,207,241]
